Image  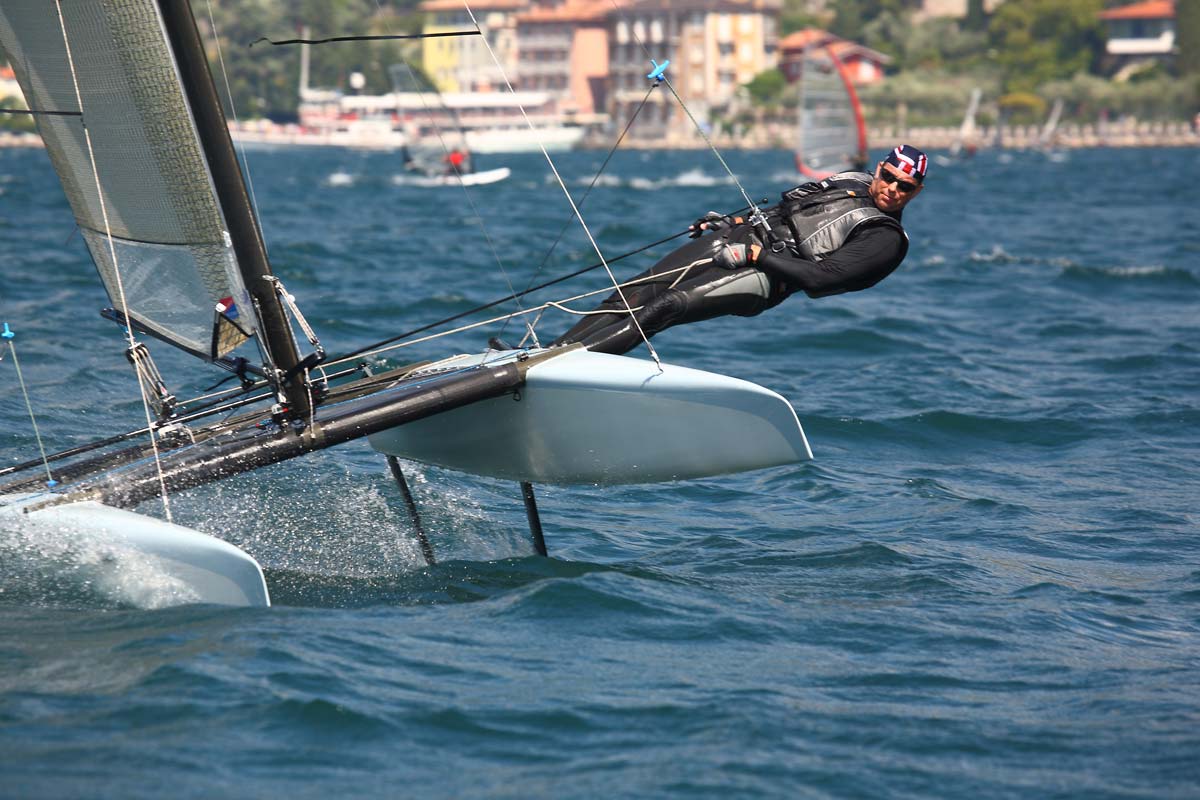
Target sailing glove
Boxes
[714,240,762,269]
[689,211,737,238]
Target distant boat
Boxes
[392,166,511,187]
[1036,98,1066,159]
[791,43,868,179]
[945,86,984,160]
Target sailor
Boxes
[445,148,470,175]
[551,144,928,355]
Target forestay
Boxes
[0,0,255,360]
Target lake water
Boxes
[1,144,1198,798]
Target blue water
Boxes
[1,145,1198,798]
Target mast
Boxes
[156,0,311,416]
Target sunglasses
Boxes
[876,165,920,193]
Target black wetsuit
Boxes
[551,194,908,356]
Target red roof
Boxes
[517,0,612,23]
[421,0,527,11]
[778,28,838,51]
[1098,0,1174,21]
[779,29,891,66]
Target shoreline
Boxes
[4,123,1198,151]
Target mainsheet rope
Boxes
[461,0,662,368]
[324,257,710,366]
[53,0,174,521]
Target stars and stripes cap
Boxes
[882,144,929,182]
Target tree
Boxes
[744,68,787,107]
[1178,0,1200,78]
[988,0,1105,93]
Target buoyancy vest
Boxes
[775,171,906,260]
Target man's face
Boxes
[869,161,924,213]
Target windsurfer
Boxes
[445,148,470,175]
[551,145,928,355]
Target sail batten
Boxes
[0,0,255,359]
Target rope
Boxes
[359,0,533,367]
[2,328,56,487]
[53,0,173,520]
[462,1,662,368]
[328,226,691,363]
[326,259,702,366]
[605,0,769,231]
[496,79,659,345]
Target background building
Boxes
[515,0,613,121]
[608,0,781,145]
[1098,0,1177,79]
[421,0,526,92]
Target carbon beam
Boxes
[49,363,524,511]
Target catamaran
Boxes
[0,1,810,608]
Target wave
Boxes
[567,168,736,190]
[1058,262,1199,285]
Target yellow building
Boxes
[420,0,528,93]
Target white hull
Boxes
[1,496,270,608]
[369,348,811,485]
[392,167,511,187]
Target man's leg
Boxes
[551,234,774,355]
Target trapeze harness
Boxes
[552,172,909,356]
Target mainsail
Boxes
[0,0,263,361]
[793,43,868,180]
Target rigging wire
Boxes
[495,80,660,345]
[53,0,174,521]
[605,0,770,233]
[388,51,530,334]
[327,225,694,364]
[205,0,268,259]
[325,257,706,366]
[1,323,56,487]
[366,0,533,365]
[461,1,662,368]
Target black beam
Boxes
[156,0,307,414]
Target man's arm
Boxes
[755,225,908,298]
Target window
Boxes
[717,14,731,39]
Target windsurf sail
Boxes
[792,43,868,179]
[0,0,298,370]
[949,87,982,159]
[1037,98,1064,150]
